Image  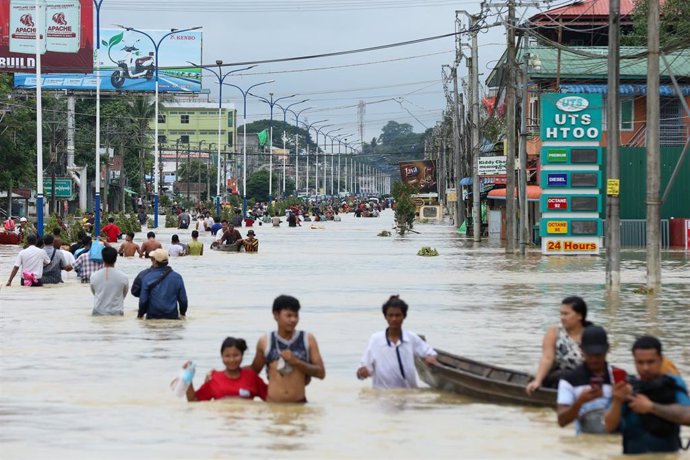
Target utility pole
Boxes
[518,45,529,255]
[469,14,482,242]
[505,0,517,253]
[646,0,661,289]
[606,0,621,290]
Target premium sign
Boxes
[478,156,507,176]
[542,237,600,255]
[546,220,568,234]
[540,94,603,142]
[547,197,568,210]
[0,0,93,73]
[546,149,568,163]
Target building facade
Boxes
[153,99,237,151]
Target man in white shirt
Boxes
[168,234,186,257]
[357,296,438,389]
[90,246,129,316]
[5,234,51,286]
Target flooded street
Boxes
[1,210,688,459]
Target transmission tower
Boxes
[357,100,366,150]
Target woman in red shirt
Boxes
[186,337,267,402]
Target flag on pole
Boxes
[257,129,269,147]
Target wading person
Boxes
[557,325,620,434]
[604,336,690,454]
[118,232,141,258]
[140,231,162,258]
[185,337,267,402]
[5,234,50,287]
[40,234,73,284]
[526,296,591,394]
[73,239,105,284]
[243,230,258,253]
[250,295,325,402]
[137,249,188,320]
[356,295,438,389]
[186,230,204,256]
[101,217,122,243]
[90,247,129,316]
[168,234,186,257]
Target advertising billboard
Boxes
[0,0,93,73]
[399,160,437,194]
[14,28,202,92]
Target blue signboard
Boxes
[547,173,568,187]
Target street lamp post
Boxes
[207,142,215,201]
[275,99,308,195]
[93,0,106,237]
[300,120,328,197]
[286,106,311,195]
[187,61,255,218]
[335,134,353,195]
[324,128,342,197]
[250,93,296,202]
[312,124,333,196]
[223,80,275,217]
[119,25,202,228]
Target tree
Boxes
[392,181,417,235]
[622,0,690,46]
[177,159,217,184]
[125,96,156,194]
[238,119,315,152]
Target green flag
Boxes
[257,129,269,147]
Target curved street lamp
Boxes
[275,99,309,195]
[287,106,313,194]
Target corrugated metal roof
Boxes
[530,0,636,21]
[486,47,690,87]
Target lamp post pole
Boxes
[300,120,328,197]
[223,80,275,217]
[324,128,342,196]
[287,106,311,195]
[275,100,308,195]
[207,142,215,201]
[312,124,333,196]
[92,0,106,237]
[187,61,255,218]
[120,25,202,228]
[250,93,296,202]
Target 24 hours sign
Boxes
[540,94,603,142]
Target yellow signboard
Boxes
[607,178,620,197]
[546,221,568,234]
[543,238,600,254]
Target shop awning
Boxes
[487,185,542,201]
[459,177,473,186]
[560,83,690,96]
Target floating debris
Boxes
[417,246,439,257]
[377,230,392,237]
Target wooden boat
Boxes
[0,232,21,245]
[415,348,557,407]
[211,244,241,252]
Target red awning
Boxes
[488,185,542,201]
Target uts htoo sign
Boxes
[540,94,603,142]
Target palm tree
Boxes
[125,95,156,195]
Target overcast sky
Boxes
[102,0,514,144]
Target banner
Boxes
[13,27,202,92]
[399,160,437,194]
[0,0,93,73]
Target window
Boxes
[158,114,166,123]
[157,135,167,144]
[228,134,234,146]
[227,111,235,128]
[180,135,189,144]
[181,114,190,124]
[602,97,635,131]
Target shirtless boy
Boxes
[251,295,325,402]
[139,231,162,258]
[118,232,141,257]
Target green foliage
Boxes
[0,76,35,195]
[147,217,155,227]
[622,0,690,46]
[165,212,177,228]
[377,230,392,237]
[246,170,281,203]
[271,196,304,216]
[417,246,439,256]
[238,119,315,152]
[177,159,217,186]
[392,181,417,236]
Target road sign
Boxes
[43,178,72,197]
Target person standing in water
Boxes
[250,295,325,402]
[185,337,267,402]
[356,295,438,389]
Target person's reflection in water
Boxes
[263,403,322,451]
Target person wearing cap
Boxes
[243,230,258,253]
[557,325,623,434]
[137,248,188,320]
[604,336,690,454]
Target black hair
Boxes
[108,217,115,223]
[191,230,199,238]
[221,219,228,224]
[27,234,38,245]
[43,234,54,245]
[221,337,248,354]
[272,295,301,313]
[102,246,118,265]
[382,295,409,318]
[52,228,61,236]
[632,335,663,356]
[82,235,92,245]
[147,231,155,239]
[127,232,135,238]
[35,236,44,248]
[561,296,591,327]
[171,234,180,243]
[77,230,86,240]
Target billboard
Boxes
[14,28,202,92]
[0,0,93,73]
[399,160,437,194]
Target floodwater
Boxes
[1,211,688,459]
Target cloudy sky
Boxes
[101,0,520,144]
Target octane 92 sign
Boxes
[540,94,603,142]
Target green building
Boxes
[153,99,237,150]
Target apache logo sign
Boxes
[19,14,34,27]
[52,12,68,26]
